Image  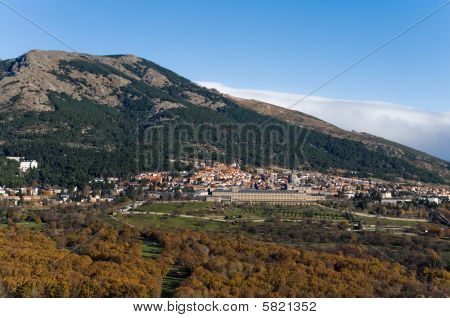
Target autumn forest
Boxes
[0,202,448,298]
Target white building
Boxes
[30,187,39,196]
[6,156,23,162]
[382,192,392,199]
[426,197,440,204]
[19,160,38,172]
[342,191,355,199]
[6,156,38,172]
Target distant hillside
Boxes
[231,96,450,182]
[0,50,448,186]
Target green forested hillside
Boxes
[0,157,23,187]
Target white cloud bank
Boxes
[198,81,450,161]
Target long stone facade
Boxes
[208,189,325,205]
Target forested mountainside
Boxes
[231,96,450,182]
[0,157,23,187]
[0,50,448,187]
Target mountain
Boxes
[0,50,448,186]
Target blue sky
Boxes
[1,0,450,159]
[1,0,449,111]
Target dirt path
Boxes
[352,211,428,223]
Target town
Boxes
[1,158,448,211]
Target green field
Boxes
[136,201,347,220]
[136,201,214,214]
[219,204,347,221]
[121,214,231,232]
[124,202,356,234]
[124,201,429,238]
[141,240,164,259]
[0,221,45,230]
[139,237,190,297]
[135,200,351,220]
[161,266,190,298]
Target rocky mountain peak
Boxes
[0,50,141,111]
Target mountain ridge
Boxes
[229,95,450,180]
[0,50,448,186]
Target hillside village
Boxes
[1,157,449,210]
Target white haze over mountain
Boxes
[198,82,450,161]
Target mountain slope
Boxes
[230,96,450,182]
[0,50,448,186]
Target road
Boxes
[351,211,428,223]
[114,200,146,214]
[119,210,241,223]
